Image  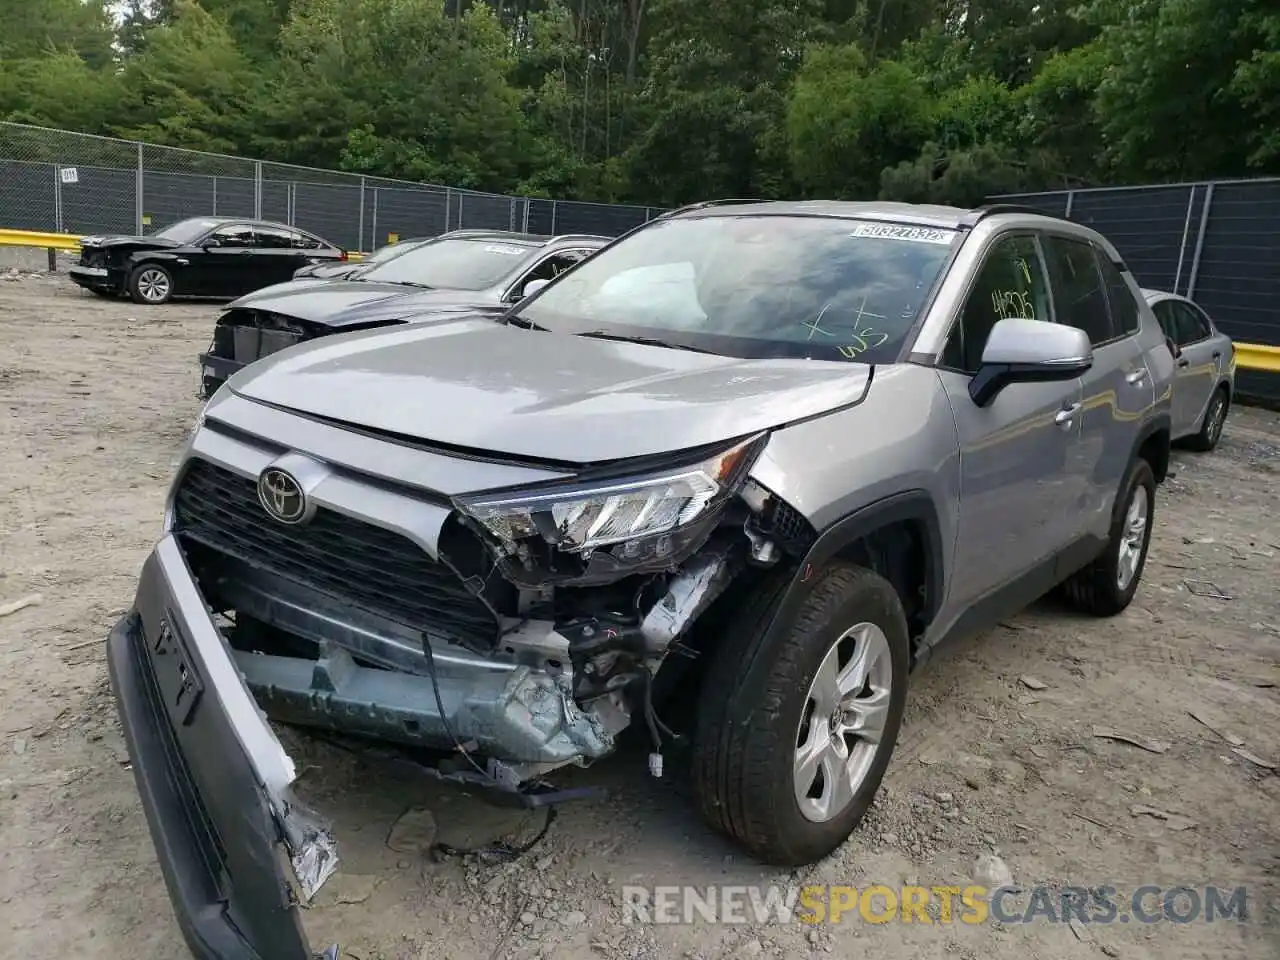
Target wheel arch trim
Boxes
[759,490,946,652]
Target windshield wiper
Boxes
[576,330,716,354]
[504,313,548,331]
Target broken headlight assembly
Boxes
[455,435,765,585]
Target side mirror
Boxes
[521,277,551,299]
[201,237,221,249]
[969,317,1093,407]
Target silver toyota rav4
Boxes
[106,200,1174,959]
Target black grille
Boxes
[211,309,308,365]
[173,459,499,648]
[79,248,105,267]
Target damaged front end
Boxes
[174,433,806,785]
[108,410,814,957]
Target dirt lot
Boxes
[1,274,1277,960]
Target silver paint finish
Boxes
[146,203,1178,788]
[226,317,874,463]
[149,535,298,792]
[1141,289,1235,440]
[202,388,572,495]
[748,363,961,542]
[980,317,1091,366]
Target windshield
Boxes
[512,215,958,362]
[362,239,426,266]
[152,218,221,244]
[355,237,538,289]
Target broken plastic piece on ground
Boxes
[280,798,340,902]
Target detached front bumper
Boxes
[198,352,246,398]
[106,535,334,960]
[69,264,121,292]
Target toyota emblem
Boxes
[257,467,307,524]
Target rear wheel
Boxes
[1062,457,1155,616]
[128,263,173,304]
[1185,386,1228,452]
[692,563,909,866]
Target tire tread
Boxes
[693,563,905,864]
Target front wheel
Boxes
[692,563,910,866]
[128,263,174,304]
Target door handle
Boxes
[1055,402,1081,425]
[1212,351,1222,360]
[1125,369,1147,385]
[1177,357,1190,368]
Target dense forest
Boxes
[0,0,1276,207]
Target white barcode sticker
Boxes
[849,222,956,244]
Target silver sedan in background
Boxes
[1143,289,1235,451]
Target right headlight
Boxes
[455,435,765,558]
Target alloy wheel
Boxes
[793,622,893,823]
[137,269,170,302]
[1116,485,1149,590]
[1208,395,1226,446]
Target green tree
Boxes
[1087,0,1278,180]
[626,0,824,203]
[787,45,933,199]
[114,0,258,153]
[0,51,124,133]
[260,0,528,191]
[0,0,116,68]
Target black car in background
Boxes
[68,217,346,304]
[199,229,608,397]
[292,237,431,281]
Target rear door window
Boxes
[1173,302,1211,345]
[254,225,296,249]
[1095,253,1141,336]
[1042,235,1115,346]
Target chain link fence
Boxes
[0,121,664,250]
[991,178,1280,400]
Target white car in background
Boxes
[1142,289,1235,451]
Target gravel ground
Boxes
[1,274,1277,960]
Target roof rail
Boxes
[658,198,767,219]
[959,203,1060,227]
[550,233,611,242]
[437,227,504,237]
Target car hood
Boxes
[227,318,873,463]
[298,262,363,280]
[79,234,182,250]
[227,281,503,329]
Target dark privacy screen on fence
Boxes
[992,179,1280,354]
[0,122,664,251]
